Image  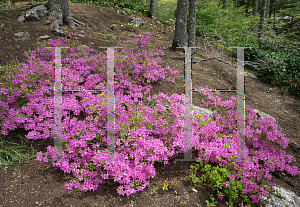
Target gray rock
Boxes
[77,34,84,38]
[44,20,51,25]
[163,103,215,121]
[253,109,283,132]
[51,29,65,37]
[99,9,103,12]
[38,35,51,40]
[245,72,257,79]
[78,30,85,34]
[130,18,144,26]
[17,15,25,23]
[13,32,30,41]
[117,10,126,15]
[25,5,48,21]
[260,186,300,207]
[156,20,161,25]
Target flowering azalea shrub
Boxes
[0,32,298,205]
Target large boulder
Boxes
[25,5,48,22]
[253,109,283,132]
[260,185,300,207]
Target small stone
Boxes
[44,20,51,25]
[103,30,107,34]
[13,32,30,41]
[99,9,103,12]
[38,35,51,40]
[130,18,144,26]
[77,34,84,37]
[17,15,25,23]
[117,10,126,15]
[51,29,65,37]
[78,30,85,34]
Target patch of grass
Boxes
[0,2,21,18]
[105,34,116,39]
[159,54,169,59]
[0,134,37,171]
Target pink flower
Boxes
[218,194,223,200]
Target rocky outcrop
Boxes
[25,5,48,22]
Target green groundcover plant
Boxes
[0,32,299,206]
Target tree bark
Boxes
[222,0,227,9]
[253,0,258,16]
[289,16,294,33]
[265,0,270,18]
[258,0,267,43]
[172,0,188,50]
[269,0,273,18]
[149,0,157,20]
[46,0,76,32]
[188,0,197,62]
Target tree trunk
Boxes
[172,0,188,50]
[235,0,238,8]
[149,0,157,20]
[289,16,294,33]
[46,0,76,32]
[269,0,272,18]
[265,0,270,18]
[188,0,197,62]
[223,0,227,9]
[258,0,267,43]
[253,0,258,16]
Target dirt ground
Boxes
[0,2,299,207]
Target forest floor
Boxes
[0,2,299,207]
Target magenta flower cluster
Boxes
[0,32,298,205]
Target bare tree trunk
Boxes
[46,0,76,32]
[188,0,197,62]
[223,0,227,9]
[235,0,238,8]
[258,0,267,43]
[253,0,258,16]
[269,0,273,18]
[149,0,157,20]
[172,0,188,50]
[265,0,270,18]
[289,16,294,33]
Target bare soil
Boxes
[0,2,299,207]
